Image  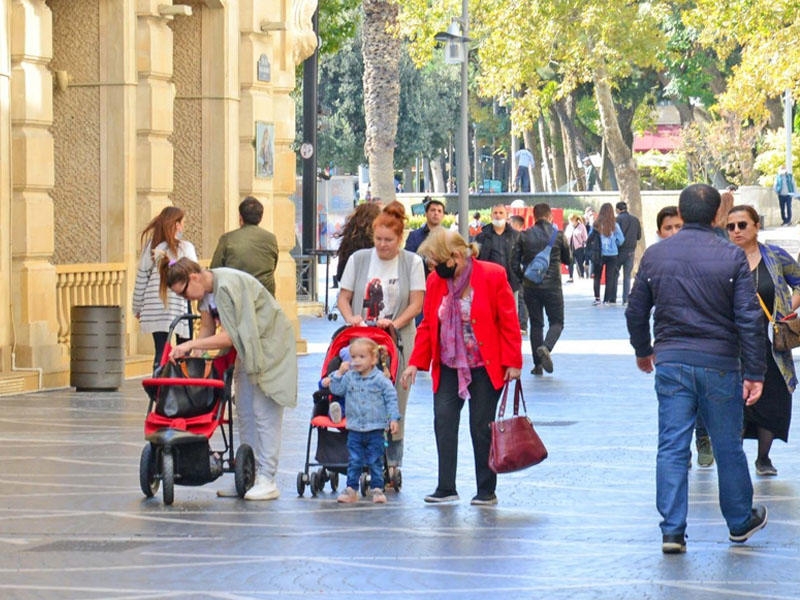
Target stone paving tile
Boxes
[0,264,799,599]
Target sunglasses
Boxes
[726,221,750,232]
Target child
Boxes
[319,346,350,423]
[322,337,400,504]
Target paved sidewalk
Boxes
[1,249,799,598]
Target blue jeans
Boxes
[779,194,792,224]
[655,363,754,536]
[346,429,385,490]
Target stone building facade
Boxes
[0,0,314,393]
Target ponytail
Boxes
[158,256,202,305]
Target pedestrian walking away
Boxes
[512,203,570,376]
[401,228,522,506]
[654,206,713,468]
[210,196,279,296]
[590,202,624,305]
[626,183,768,554]
[615,201,641,305]
[132,206,198,372]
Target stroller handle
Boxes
[167,313,199,340]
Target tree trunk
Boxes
[548,107,566,191]
[593,68,643,256]
[525,128,544,193]
[362,0,401,202]
[430,154,445,193]
[534,120,551,192]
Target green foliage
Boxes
[395,52,461,167]
[685,0,800,122]
[753,129,800,186]
[318,2,361,56]
[645,154,689,190]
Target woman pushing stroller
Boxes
[161,257,297,501]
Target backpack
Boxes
[523,228,559,284]
[585,228,601,264]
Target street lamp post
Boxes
[435,1,469,240]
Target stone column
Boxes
[238,0,306,351]
[0,0,11,374]
[99,0,138,358]
[133,0,178,356]
[9,0,64,386]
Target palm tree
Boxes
[362,0,401,201]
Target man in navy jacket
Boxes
[625,183,767,554]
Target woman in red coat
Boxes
[401,228,522,505]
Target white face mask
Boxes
[175,230,184,240]
[492,219,506,228]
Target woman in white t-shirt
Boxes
[337,201,426,472]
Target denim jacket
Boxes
[328,366,400,432]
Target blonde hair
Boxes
[158,256,202,305]
[350,337,392,378]
[417,228,478,264]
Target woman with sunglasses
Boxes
[727,205,800,476]
[158,257,298,500]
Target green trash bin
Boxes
[70,305,124,391]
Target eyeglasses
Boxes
[175,279,190,298]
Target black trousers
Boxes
[523,283,564,363]
[433,365,502,496]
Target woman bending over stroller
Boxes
[161,257,298,501]
[322,337,400,504]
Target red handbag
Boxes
[488,379,548,473]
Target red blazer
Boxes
[409,259,523,392]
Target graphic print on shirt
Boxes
[363,278,385,321]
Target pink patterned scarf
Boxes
[440,257,474,399]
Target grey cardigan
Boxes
[345,248,420,356]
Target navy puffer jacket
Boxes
[625,223,766,381]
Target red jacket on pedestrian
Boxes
[409,259,522,392]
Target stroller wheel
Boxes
[390,467,402,492]
[359,472,369,497]
[329,471,339,492]
[296,472,306,497]
[139,443,159,498]
[309,470,321,496]
[234,444,255,498]
[161,451,175,506]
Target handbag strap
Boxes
[179,359,213,379]
[497,379,527,419]
[756,293,774,323]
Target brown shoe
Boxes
[371,488,387,504]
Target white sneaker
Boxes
[329,401,342,424]
[244,474,280,501]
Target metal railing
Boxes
[55,263,127,346]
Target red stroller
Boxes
[296,325,402,497]
[139,314,255,505]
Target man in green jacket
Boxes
[211,196,279,296]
